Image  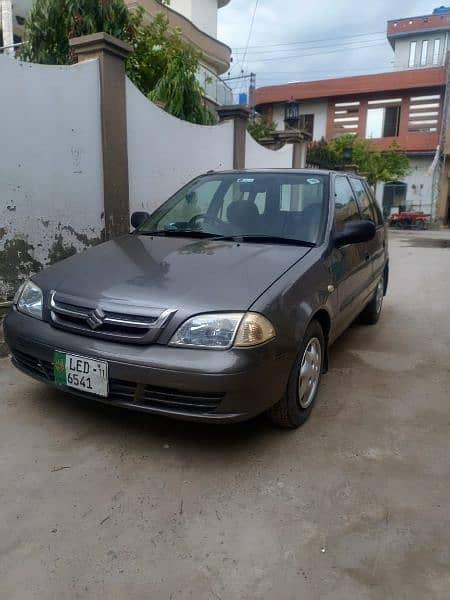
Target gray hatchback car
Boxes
[4,170,388,428]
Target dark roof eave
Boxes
[388,25,450,45]
[254,67,446,106]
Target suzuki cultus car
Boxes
[4,170,388,428]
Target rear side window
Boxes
[334,176,360,231]
[350,178,375,222]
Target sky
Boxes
[218,0,445,95]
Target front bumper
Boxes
[4,308,293,423]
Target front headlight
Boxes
[16,280,43,320]
[169,312,275,349]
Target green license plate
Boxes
[54,351,109,397]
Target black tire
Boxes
[359,274,384,325]
[268,320,325,429]
[415,219,425,230]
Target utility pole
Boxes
[248,73,256,112]
[1,0,15,57]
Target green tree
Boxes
[19,0,134,65]
[125,9,171,98]
[128,9,215,124]
[247,114,277,142]
[149,46,215,124]
[307,134,410,188]
[19,0,214,124]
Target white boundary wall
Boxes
[0,56,104,300]
[245,132,293,170]
[127,78,234,212]
[0,59,297,301]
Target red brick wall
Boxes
[387,13,450,36]
[326,88,442,152]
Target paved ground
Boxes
[1,230,450,600]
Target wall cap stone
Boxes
[70,32,132,60]
[217,105,251,122]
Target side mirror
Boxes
[334,220,376,247]
[131,211,150,229]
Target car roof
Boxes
[203,169,366,179]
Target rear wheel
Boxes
[415,219,425,230]
[359,275,384,325]
[268,320,324,429]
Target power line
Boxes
[232,30,386,50]
[241,0,260,71]
[233,36,386,57]
[240,41,387,64]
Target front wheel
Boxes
[359,275,384,325]
[268,320,324,429]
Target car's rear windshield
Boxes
[138,172,329,245]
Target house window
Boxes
[409,94,441,132]
[420,40,429,66]
[409,41,417,67]
[298,114,314,135]
[433,39,441,64]
[366,105,401,138]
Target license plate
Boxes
[54,351,108,397]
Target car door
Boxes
[350,177,386,294]
[329,175,371,336]
[365,180,387,285]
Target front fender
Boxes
[250,248,335,356]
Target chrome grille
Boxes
[49,291,175,344]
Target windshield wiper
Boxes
[231,235,316,247]
[137,230,315,247]
[138,229,221,238]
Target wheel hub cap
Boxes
[298,337,322,409]
[376,278,384,314]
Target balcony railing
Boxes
[197,64,233,106]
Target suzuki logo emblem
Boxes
[86,308,105,330]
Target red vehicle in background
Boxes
[389,211,430,230]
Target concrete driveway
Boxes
[1,230,450,600]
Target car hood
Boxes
[35,235,311,312]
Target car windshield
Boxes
[137,172,329,245]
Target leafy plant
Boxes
[19,0,134,65]
[149,47,216,124]
[127,9,215,124]
[19,0,214,124]
[247,114,277,142]
[125,9,171,98]
[307,134,410,187]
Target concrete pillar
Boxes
[1,0,14,56]
[437,51,450,224]
[438,158,449,222]
[277,131,311,169]
[70,33,132,239]
[292,141,308,169]
[217,105,251,169]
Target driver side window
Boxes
[334,176,361,232]
[156,180,221,228]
